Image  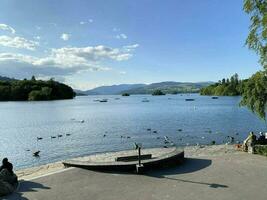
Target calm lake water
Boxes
[0,94,266,170]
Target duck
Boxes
[51,136,56,139]
[57,134,63,138]
[66,134,71,136]
[37,137,43,141]
[33,151,40,157]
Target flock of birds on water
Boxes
[28,95,241,158]
[30,117,239,158]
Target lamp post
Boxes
[134,143,144,174]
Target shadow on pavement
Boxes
[3,180,50,200]
[146,157,228,189]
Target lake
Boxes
[0,94,266,170]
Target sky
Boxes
[0,0,261,90]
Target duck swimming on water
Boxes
[33,151,40,157]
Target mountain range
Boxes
[1,75,212,95]
[78,81,213,95]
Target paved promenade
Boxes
[4,147,267,200]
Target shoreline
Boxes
[15,144,242,180]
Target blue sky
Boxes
[0,0,261,89]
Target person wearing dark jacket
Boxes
[0,158,13,175]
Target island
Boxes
[0,76,75,101]
[121,93,130,96]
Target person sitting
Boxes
[0,158,17,197]
[0,158,13,175]
[243,132,256,152]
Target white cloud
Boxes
[119,71,126,75]
[61,33,70,41]
[112,27,120,32]
[80,19,93,25]
[35,26,41,30]
[123,44,139,52]
[49,23,57,27]
[116,33,127,39]
[34,36,41,40]
[0,44,137,78]
[0,24,15,34]
[0,35,39,50]
[124,44,139,49]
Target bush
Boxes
[254,145,267,157]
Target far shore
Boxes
[16,144,244,180]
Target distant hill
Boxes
[74,89,88,96]
[0,75,17,82]
[123,81,213,94]
[83,81,213,95]
[83,84,146,95]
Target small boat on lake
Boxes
[99,99,108,102]
[142,99,150,102]
[185,98,195,101]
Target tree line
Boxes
[200,73,246,96]
[0,76,75,101]
[201,0,267,120]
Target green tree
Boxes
[0,77,75,101]
[152,89,165,96]
[240,71,267,119]
[241,0,267,119]
[244,0,267,69]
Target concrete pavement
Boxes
[3,153,267,200]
